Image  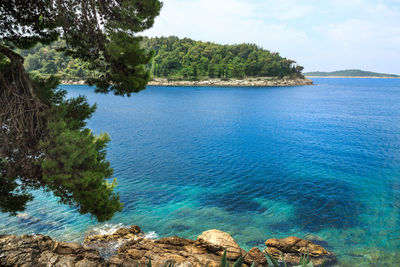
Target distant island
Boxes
[304,69,400,78]
[20,36,311,87]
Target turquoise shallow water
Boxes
[1,78,400,265]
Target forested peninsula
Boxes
[19,36,311,87]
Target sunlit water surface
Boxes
[1,78,400,265]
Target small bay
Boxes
[2,78,400,265]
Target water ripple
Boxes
[1,79,400,265]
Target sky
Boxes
[144,0,400,74]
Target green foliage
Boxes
[0,160,33,214]
[19,41,93,82]
[0,0,60,49]
[265,251,316,267]
[0,59,123,221]
[1,0,162,94]
[265,252,280,267]
[298,253,311,265]
[232,256,244,267]
[294,253,314,267]
[18,40,97,83]
[281,252,288,267]
[219,249,245,267]
[97,32,154,96]
[56,0,162,95]
[39,99,123,222]
[220,249,228,267]
[19,36,305,83]
[0,0,161,221]
[142,36,305,79]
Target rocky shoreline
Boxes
[61,78,313,87]
[61,79,87,85]
[0,225,335,266]
[147,78,313,87]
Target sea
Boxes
[1,78,400,266]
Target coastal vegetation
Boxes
[20,36,306,82]
[18,40,94,82]
[304,69,400,78]
[0,0,162,221]
[143,36,305,80]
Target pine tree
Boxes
[0,0,162,221]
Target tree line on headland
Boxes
[143,36,304,79]
[20,36,305,81]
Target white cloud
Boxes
[308,9,400,72]
[144,0,400,74]
[145,0,312,51]
[245,0,316,21]
[321,19,400,47]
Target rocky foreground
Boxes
[0,225,335,266]
[147,78,313,87]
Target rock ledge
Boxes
[0,226,335,267]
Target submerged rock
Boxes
[265,236,336,266]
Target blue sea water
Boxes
[1,78,400,265]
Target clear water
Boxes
[1,78,400,265]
